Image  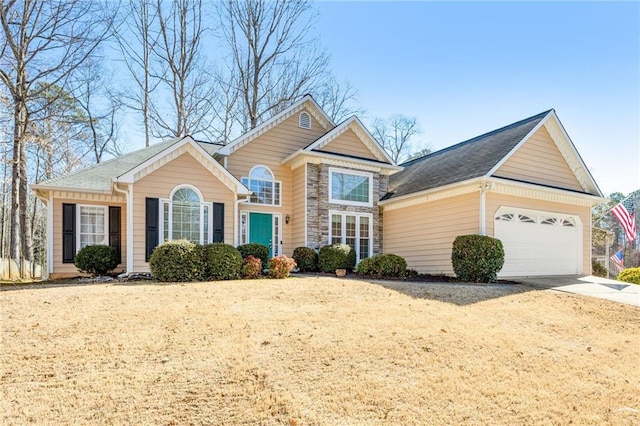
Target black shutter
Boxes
[62,203,76,263]
[145,198,159,261]
[109,206,122,264]
[212,202,224,243]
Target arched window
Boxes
[299,112,311,129]
[161,185,212,244]
[241,166,281,205]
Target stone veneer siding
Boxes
[306,163,387,256]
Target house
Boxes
[31,96,604,279]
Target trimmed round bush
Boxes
[292,247,318,272]
[237,243,269,265]
[356,254,408,278]
[74,244,119,276]
[201,243,243,280]
[356,256,380,277]
[318,243,356,273]
[617,267,640,284]
[242,255,263,279]
[451,235,505,283]
[268,255,297,279]
[149,240,203,282]
[378,254,408,278]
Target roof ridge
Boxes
[400,109,553,166]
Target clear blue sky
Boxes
[314,1,640,197]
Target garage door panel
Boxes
[494,207,581,277]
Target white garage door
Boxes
[494,207,581,277]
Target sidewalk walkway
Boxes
[514,275,640,307]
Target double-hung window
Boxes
[78,205,107,249]
[330,211,372,262]
[160,186,213,244]
[329,168,372,207]
[241,166,281,206]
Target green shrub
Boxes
[378,254,408,278]
[356,254,408,278]
[149,240,203,282]
[74,245,119,276]
[268,255,297,279]
[292,247,318,272]
[237,243,269,265]
[318,243,356,273]
[201,243,242,280]
[242,255,263,279]
[356,256,380,276]
[451,235,505,283]
[592,260,607,278]
[617,267,640,284]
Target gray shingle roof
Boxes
[33,137,222,192]
[384,110,552,200]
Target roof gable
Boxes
[386,110,551,199]
[217,95,334,156]
[304,116,396,164]
[116,136,249,194]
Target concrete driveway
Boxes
[515,275,640,307]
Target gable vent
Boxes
[299,112,311,129]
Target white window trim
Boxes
[328,210,373,261]
[328,167,373,207]
[76,204,108,252]
[241,165,282,207]
[160,184,213,245]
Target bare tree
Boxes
[73,58,122,163]
[314,77,364,124]
[0,0,113,264]
[151,0,216,139]
[371,115,421,163]
[218,0,329,131]
[113,0,159,147]
[405,146,432,162]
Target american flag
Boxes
[611,197,636,242]
[610,249,624,273]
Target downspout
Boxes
[113,183,133,274]
[479,182,493,236]
[234,195,250,246]
[33,189,52,280]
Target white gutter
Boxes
[113,183,133,273]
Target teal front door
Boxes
[249,213,273,257]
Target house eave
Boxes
[282,150,403,174]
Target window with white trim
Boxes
[160,185,213,244]
[241,166,281,205]
[78,205,107,249]
[330,211,372,262]
[329,168,372,207]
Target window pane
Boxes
[331,214,342,245]
[203,205,209,243]
[331,172,370,203]
[79,206,106,249]
[359,217,370,260]
[172,188,200,243]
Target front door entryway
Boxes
[249,212,273,257]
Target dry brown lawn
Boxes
[1,276,639,425]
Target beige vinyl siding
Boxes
[52,198,127,277]
[494,126,583,191]
[485,193,591,274]
[227,110,325,256]
[291,164,306,249]
[320,129,379,160]
[132,152,235,272]
[383,193,479,275]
